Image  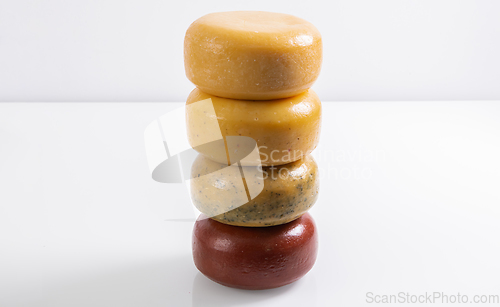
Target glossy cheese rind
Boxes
[192,213,318,290]
[184,11,322,100]
[186,88,322,166]
[191,155,319,227]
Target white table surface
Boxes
[1,101,499,307]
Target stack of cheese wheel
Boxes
[185,11,322,290]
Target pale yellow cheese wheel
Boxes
[186,88,322,166]
[184,11,322,100]
[191,154,319,227]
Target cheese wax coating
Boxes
[186,88,322,166]
[191,155,319,227]
[184,11,322,100]
[192,213,318,290]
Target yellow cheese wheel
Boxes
[184,11,322,100]
[190,154,319,227]
[186,88,322,166]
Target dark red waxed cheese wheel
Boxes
[192,213,318,290]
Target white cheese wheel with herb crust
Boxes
[190,154,319,227]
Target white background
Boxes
[1,0,500,102]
